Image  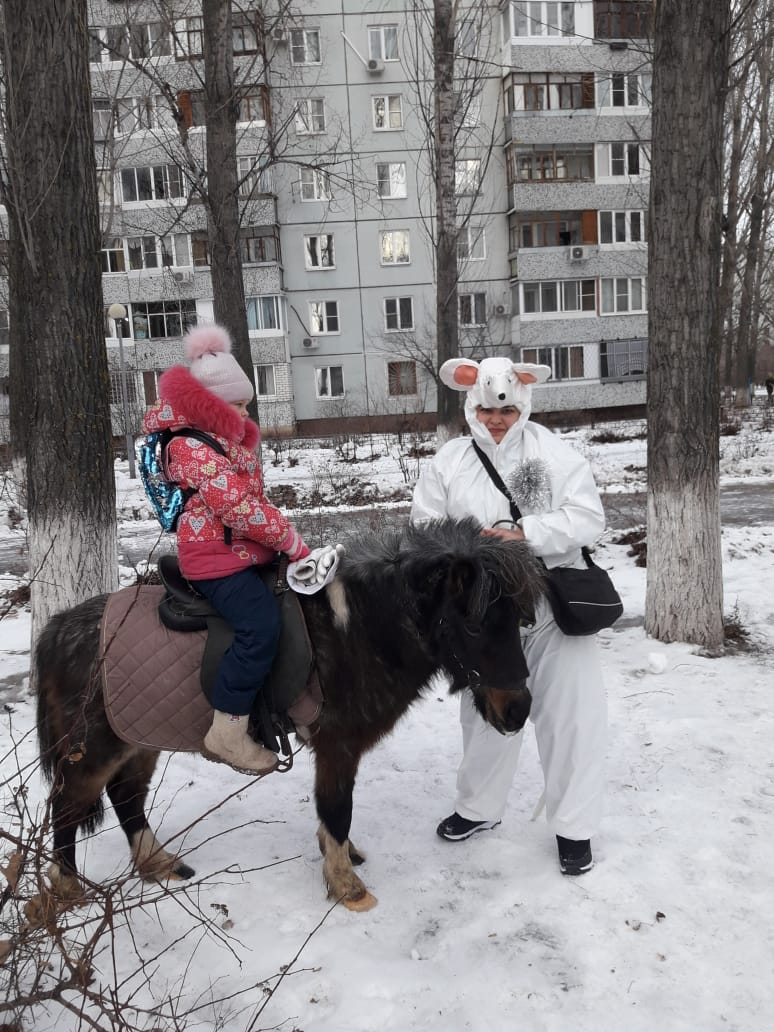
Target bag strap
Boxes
[165,428,232,546]
[471,441,594,566]
[471,441,523,522]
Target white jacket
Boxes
[411,406,605,569]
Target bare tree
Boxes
[1,0,118,645]
[645,0,731,647]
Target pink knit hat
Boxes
[185,325,254,403]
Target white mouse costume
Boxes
[411,357,607,841]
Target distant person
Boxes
[411,356,608,875]
[143,325,310,775]
[766,375,774,403]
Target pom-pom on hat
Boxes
[185,325,254,403]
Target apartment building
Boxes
[0,0,652,435]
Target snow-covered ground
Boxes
[1,410,773,1031]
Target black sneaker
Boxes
[436,813,501,841]
[557,835,593,875]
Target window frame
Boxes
[384,296,414,332]
[246,295,284,333]
[598,209,646,245]
[454,158,482,196]
[376,162,408,200]
[315,365,345,399]
[309,300,341,335]
[304,233,336,270]
[255,364,278,397]
[290,28,322,65]
[521,278,596,316]
[240,228,281,265]
[129,300,197,340]
[368,24,399,61]
[457,225,486,262]
[300,167,332,201]
[387,360,418,397]
[600,276,647,314]
[379,229,411,265]
[459,291,487,326]
[521,344,585,381]
[295,96,326,134]
[372,94,403,130]
[509,2,576,39]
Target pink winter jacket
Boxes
[143,366,309,580]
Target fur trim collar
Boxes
[158,366,260,449]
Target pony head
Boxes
[439,357,551,416]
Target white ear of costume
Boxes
[439,357,551,410]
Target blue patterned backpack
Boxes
[137,428,227,533]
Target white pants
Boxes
[454,603,607,841]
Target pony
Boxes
[35,517,546,911]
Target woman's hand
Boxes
[481,526,525,543]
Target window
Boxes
[384,297,414,331]
[233,14,259,54]
[238,156,273,197]
[92,98,113,141]
[240,228,280,264]
[255,364,277,397]
[388,361,417,396]
[0,311,9,349]
[109,371,140,406]
[121,164,184,202]
[127,236,160,270]
[310,300,340,334]
[380,230,410,264]
[521,279,595,315]
[508,145,594,183]
[238,88,268,124]
[376,162,407,199]
[316,366,345,398]
[594,2,653,40]
[457,226,485,261]
[178,17,203,58]
[600,337,647,379]
[247,295,283,332]
[97,168,114,206]
[505,72,594,113]
[455,159,481,196]
[300,168,332,201]
[191,233,210,267]
[509,211,585,249]
[457,20,478,59]
[372,94,403,129]
[606,142,649,177]
[290,28,321,65]
[599,210,646,244]
[101,237,126,274]
[368,25,398,61]
[598,72,651,109]
[459,292,487,326]
[455,92,482,129]
[600,277,646,314]
[114,96,155,135]
[104,22,171,61]
[510,2,575,38]
[521,345,585,380]
[295,98,326,133]
[130,300,197,339]
[305,234,335,269]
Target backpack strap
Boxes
[165,428,233,546]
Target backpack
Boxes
[138,428,229,536]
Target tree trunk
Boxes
[645,0,730,648]
[3,0,117,652]
[201,0,256,419]
[433,0,461,443]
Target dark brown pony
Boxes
[36,518,545,910]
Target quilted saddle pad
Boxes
[101,585,213,752]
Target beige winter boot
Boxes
[202,711,279,775]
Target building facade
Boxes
[0,0,652,435]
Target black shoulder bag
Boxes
[471,442,623,636]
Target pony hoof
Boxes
[341,891,378,912]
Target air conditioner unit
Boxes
[366,58,385,74]
[271,27,287,43]
[172,268,194,284]
[569,246,587,261]
[494,303,510,317]
[302,337,318,349]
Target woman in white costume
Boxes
[411,356,608,875]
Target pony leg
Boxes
[314,744,377,911]
[48,773,105,900]
[105,751,195,884]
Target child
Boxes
[143,324,310,775]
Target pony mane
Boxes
[341,517,546,622]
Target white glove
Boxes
[287,544,345,595]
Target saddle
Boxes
[157,555,321,753]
